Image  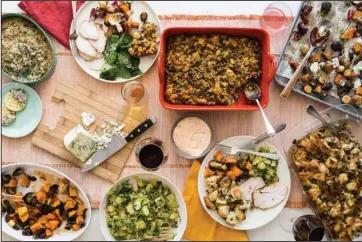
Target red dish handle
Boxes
[267,54,277,83]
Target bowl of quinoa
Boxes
[1,14,57,84]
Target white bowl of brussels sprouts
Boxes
[99,173,187,241]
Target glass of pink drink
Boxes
[261,2,293,32]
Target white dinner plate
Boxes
[69,1,161,83]
[99,172,187,241]
[198,136,291,230]
[2,163,91,241]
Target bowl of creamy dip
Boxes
[171,114,215,159]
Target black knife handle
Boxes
[125,116,157,142]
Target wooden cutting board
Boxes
[31,82,146,183]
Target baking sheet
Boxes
[275,1,362,118]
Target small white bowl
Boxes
[170,114,215,159]
[99,172,187,241]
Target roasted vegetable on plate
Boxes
[203,146,288,226]
[1,165,90,240]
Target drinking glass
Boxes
[261,2,293,32]
[121,80,148,106]
[135,137,168,171]
[293,215,326,241]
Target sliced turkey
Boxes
[76,35,97,57]
[239,177,265,209]
[88,25,107,53]
[79,20,99,40]
[253,182,288,209]
[78,50,103,61]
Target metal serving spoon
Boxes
[280,20,332,99]
[306,105,328,126]
[244,82,276,136]
[69,1,78,40]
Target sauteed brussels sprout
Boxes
[105,178,180,240]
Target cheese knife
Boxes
[81,116,157,172]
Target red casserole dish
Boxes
[158,27,277,111]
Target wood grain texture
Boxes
[2,17,312,208]
[30,82,144,183]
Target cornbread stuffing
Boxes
[165,34,262,105]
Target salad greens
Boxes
[100,34,142,80]
[105,178,180,240]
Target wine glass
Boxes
[293,215,330,241]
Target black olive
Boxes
[39,233,46,239]
[28,219,36,226]
[320,2,332,14]
[6,205,15,214]
[47,184,59,197]
[40,205,55,214]
[331,41,343,51]
[5,214,12,223]
[140,12,148,22]
[28,176,37,182]
[2,199,10,209]
[64,226,71,230]
[22,228,33,236]
[323,82,333,91]
[23,193,36,206]
[12,168,24,176]
[13,225,20,231]
[6,187,17,195]
[1,173,11,184]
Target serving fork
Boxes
[215,143,280,160]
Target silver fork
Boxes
[154,226,173,241]
[215,143,280,160]
[69,1,78,40]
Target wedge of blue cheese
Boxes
[64,124,96,162]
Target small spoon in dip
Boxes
[244,82,276,136]
[281,20,332,99]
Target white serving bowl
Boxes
[2,163,91,241]
[99,172,187,241]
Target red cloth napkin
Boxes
[18,1,85,49]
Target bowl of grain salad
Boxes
[1,14,57,84]
[158,27,277,111]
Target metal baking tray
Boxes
[275,1,362,118]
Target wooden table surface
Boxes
[1,16,321,208]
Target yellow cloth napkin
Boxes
[182,160,249,241]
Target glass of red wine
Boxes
[135,137,168,171]
[261,1,293,32]
[293,215,329,241]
